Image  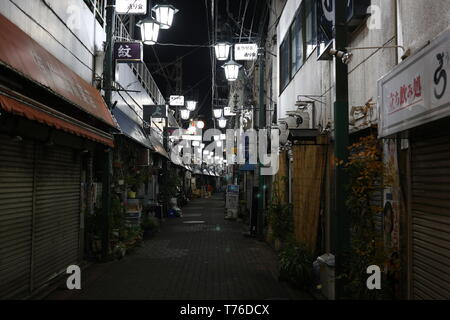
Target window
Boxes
[305,0,317,57]
[295,9,304,72]
[83,0,106,26]
[290,21,297,77]
[280,39,290,91]
[279,0,318,94]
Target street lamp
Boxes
[213,108,223,119]
[152,3,179,30]
[196,120,205,129]
[180,108,190,120]
[218,117,227,128]
[222,59,242,81]
[214,42,231,61]
[137,17,160,45]
[186,100,197,111]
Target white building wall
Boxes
[397,0,450,56]
[277,0,334,130]
[0,0,105,83]
[114,64,156,124]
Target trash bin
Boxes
[316,253,335,300]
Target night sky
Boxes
[144,0,266,128]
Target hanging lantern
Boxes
[222,59,242,81]
[186,100,197,111]
[216,141,222,148]
[218,117,227,129]
[214,42,231,61]
[137,17,160,45]
[180,109,190,120]
[152,3,179,30]
[196,120,205,129]
[213,108,223,119]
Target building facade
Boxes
[267,0,450,299]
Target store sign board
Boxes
[114,42,143,63]
[234,43,258,61]
[169,95,185,106]
[116,0,147,14]
[378,29,450,137]
[224,106,236,116]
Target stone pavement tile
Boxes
[46,194,313,300]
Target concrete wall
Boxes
[347,0,397,132]
[0,0,106,83]
[397,0,450,55]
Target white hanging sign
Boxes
[234,43,258,61]
[116,0,147,15]
[378,28,450,137]
[169,95,185,106]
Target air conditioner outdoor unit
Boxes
[285,110,311,129]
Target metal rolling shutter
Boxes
[32,145,81,290]
[411,132,450,300]
[0,134,34,298]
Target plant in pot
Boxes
[267,176,293,250]
[142,216,159,239]
[278,240,314,290]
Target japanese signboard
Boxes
[169,95,185,106]
[116,0,147,15]
[224,106,236,116]
[234,43,258,61]
[378,29,450,137]
[114,41,143,63]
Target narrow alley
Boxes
[46,194,311,300]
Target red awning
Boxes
[0,90,114,147]
[0,13,117,129]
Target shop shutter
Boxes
[0,134,34,298]
[411,131,450,300]
[32,144,81,290]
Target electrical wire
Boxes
[151,46,175,94]
[238,0,250,42]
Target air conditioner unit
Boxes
[285,111,311,129]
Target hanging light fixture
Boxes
[214,42,231,61]
[196,120,205,129]
[186,100,197,111]
[218,117,227,129]
[152,2,179,30]
[222,59,242,81]
[213,108,223,119]
[180,109,190,120]
[137,17,160,45]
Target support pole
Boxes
[257,54,266,239]
[333,0,350,299]
[101,0,116,261]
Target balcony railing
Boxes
[114,15,166,106]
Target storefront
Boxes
[378,28,450,299]
[0,13,116,298]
